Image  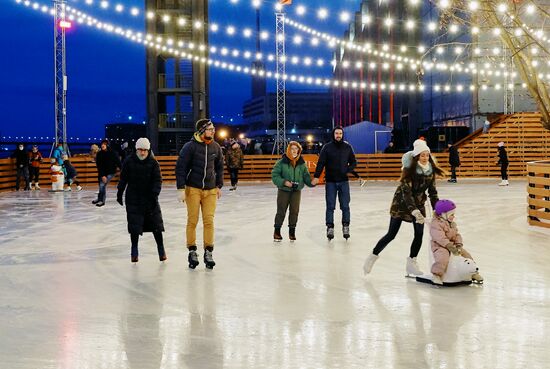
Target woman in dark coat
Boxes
[363,139,445,277]
[117,138,166,263]
[497,141,509,186]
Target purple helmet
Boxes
[434,199,456,216]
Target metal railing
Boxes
[159,113,194,129]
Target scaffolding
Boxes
[53,0,68,152]
[274,12,286,155]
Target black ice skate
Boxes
[343,225,350,240]
[274,226,283,242]
[326,225,335,241]
[188,250,199,269]
[289,227,296,241]
[204,250,216,269]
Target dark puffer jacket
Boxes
[175,134,224,190]
[11,147,29,168]
[498,147,509,165]
[96,148,121,177]
[117,153,164,235]
[313,129,357,182]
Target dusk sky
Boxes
[0,0,360,139]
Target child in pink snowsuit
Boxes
[430,199,483,285]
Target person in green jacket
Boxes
[271,141,315,242]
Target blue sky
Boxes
[0,0,360,139]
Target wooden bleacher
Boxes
[1,112,549,192]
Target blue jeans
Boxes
[98,174,114,202]
[325,181,350,226]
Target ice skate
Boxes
[76,185,82,191]
[65,186,72,192]
[95,201,105,207]
[471,272,484,284]
[432,275,444,285]
[363,254,378,275]
[35,183,41,190]
[131,256,138,263]
[405,257,423,277]
[204,250,216,269]
[274,227,283,242]
[289,227,296,241]
[343,225,350,240]
[359,179,367,187]
[92,199,100,204]
[326,226,334,241]
[498,180,509,186]
[229,185,237,191]
[188,250,199,269]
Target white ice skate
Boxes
[363,254,378,275]
[498,180,509,186]
[405,257,423,278]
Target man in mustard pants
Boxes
[176,119,224,269]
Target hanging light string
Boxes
[13,0,543,93]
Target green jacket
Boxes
[271,155,313,192]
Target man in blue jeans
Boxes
[312,126,357,240]
[93,139,121,207]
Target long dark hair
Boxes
[400,154,445,182]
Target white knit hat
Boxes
[497,141,505,147]
[135,137,151,150]
[412,139,430,157]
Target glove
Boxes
[448,244,460,255]
[178,188,186,203]
[116,191,123,206]
[411,209,425,224]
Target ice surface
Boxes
[1,179,549,368]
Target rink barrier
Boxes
[0,150,546,192]
[527,160,550,229]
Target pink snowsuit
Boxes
[430,217,473,276]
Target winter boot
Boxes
[363,253,379,275]
[188,249,199,269]
[289,227,296,241]
[274,226,283,242]
[326,225,335,240]
[343,224,350,240]
[157,244,167,262]
[131,245,138,263]
[406,257,423,277]
[204,249,216,269]
[471,272,484,284]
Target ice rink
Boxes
[1,179,549,368]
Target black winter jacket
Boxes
[175,135,224,190]
[313,139,357,182]
[96,149,121,177]
[11,148,29,168]
[448,146,461,167]
[498,147,509,165]
[117,153,164,234]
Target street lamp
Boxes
[218,130,228,139]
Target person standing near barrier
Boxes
[311,126,357,241]
[447,142,460,183]
[225,139,244,191]
[11,143,30,191]
[93,139,121,207]
[176,119,224,270]
[117,138,166,263]
[28,145,43,190]
[497,142,509,186]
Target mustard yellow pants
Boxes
[185,187,218,249]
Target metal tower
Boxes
[54,0,68,151]
[274,12,286,155]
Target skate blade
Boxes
[273,239,282,243]
[472,279,484,285]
